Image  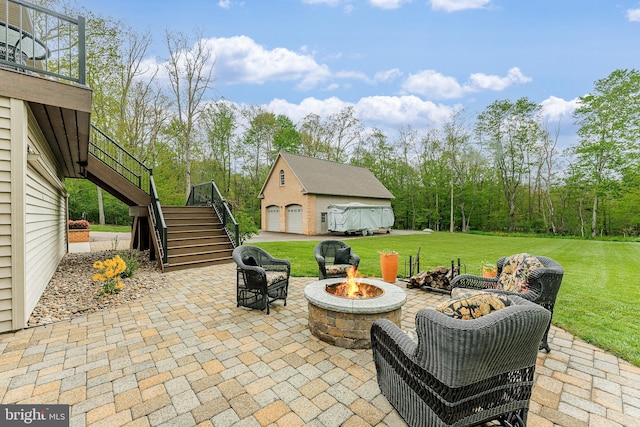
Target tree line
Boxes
[58,5,640,238]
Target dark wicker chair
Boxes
[232,245,290,314]
[371,296,551,427]
[314,240,360,279]
[450,254,564,352]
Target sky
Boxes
[78,0,640,148]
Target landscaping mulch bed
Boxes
[28,250,169,327]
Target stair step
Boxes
[163,256,234,272]
[167,249,234,264]
[167,224,225,237]
[167,242,234,255]
[167,235,230,247]
[164,216,222,224]
[167,229,227,239]
[162,206,214,214]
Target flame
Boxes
[345,266,359,298]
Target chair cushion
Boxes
[266,271,287,286]
[435,293,513,320]
[242,256,258,266]
[497,253,544,293]
[335,247,351,264]
[325,264,352,276]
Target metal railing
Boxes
[149,175,168,264]
[89,125,151,194]
[187,180,239,247]
[1,0,86,85]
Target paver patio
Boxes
[1,262,640,426]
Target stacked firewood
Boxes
[407,265,459,291]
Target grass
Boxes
[89,224,131,233]
[253,232,640,367]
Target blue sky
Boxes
[80,0,640,147]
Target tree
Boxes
[476,98,544,232]
[164,30,214,199]
[571,69,640,237]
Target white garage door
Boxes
[286,205,303,234]
[266,206,280,232]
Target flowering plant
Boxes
[68,219,90,229]
[93,254,126,295]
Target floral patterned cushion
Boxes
[497,253,544,293]
[266,271,287,286]
[403,328,418,343]
[450,288,486,299]
[325,264,352,275]
[435,293,513,320]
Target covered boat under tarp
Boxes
[327,203,394,235]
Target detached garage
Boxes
[258,152,394,235]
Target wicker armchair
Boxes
[450,254,564,352]
[371,296,551,427]
[314,240,360,279]
[232,245,290,314]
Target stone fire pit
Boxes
[304,277,406,349]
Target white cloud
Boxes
[402,70,465,99]
[627,8,640,22]
[402,67,531,99]
[430,0,490,12]
[218,0,231,9]
[368,0,412,10]
[540,96,578,122]
[267,95,454,131]
[356,95,454,127]
[201,36,331,89]
[374,68,403,83]
[466,67,531,92]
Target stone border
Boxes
[304,278,406,314]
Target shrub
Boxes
[118,250,139,278]
[92,254,126,295]
[68,219,90,229]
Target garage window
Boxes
[279,170,285,186]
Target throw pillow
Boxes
[435,293,513,320]
[335,247,351,264]
[497,253,544,293]
[243,256,258,266]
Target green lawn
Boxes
[253,232,640,367]
[89,224,131,233]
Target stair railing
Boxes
[187,181,239,247]
[89,125,151,194]
[149,175,168,264]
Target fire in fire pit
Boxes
[325,267,384,299]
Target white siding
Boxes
[23,109,66,323]
[0,96,11,332]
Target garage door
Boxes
[286,205,303,234]
[266,206,280,232]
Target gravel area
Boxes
[28,250,169,327]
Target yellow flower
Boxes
[93,260,104,269]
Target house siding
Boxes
[23,108,66,324]
[0,96,11,332]
[0,97,66,332]
[260,156,307,233]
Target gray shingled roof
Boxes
[277,152,394,199]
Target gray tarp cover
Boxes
[327,203,394,232]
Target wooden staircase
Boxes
[162,206,235,272]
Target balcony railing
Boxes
[0,0,85,85]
